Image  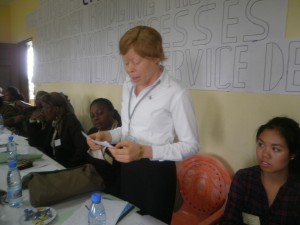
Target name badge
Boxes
[54,139,61,147]
[104,153,113,165]
[242,212,261,225]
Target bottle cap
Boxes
[91,192,101,204]
[8,160,17,168]
[8,135,14,142]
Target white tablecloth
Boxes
[0,130,166,225]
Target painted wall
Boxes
[4,0,300,173]
[285,0,300,38]
[0,0,39,43]
[0,4,11,42]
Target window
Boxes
[27,40,34,102]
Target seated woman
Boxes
[2,86,32,136]
[4,86,32,109]
[27,92,88,168]
[86,98,122,197]
[220,117,300,225]
[27,90,50,147]
[26,90,49,121]
[0,95,20,127]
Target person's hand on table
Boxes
[109,141,146,163]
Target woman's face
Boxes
[4,91,14,102]
[256,129,291,176]
[90,103,113,131]
[122,48,160,88]
[41,102,56,121]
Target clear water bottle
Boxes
[7,135,17,162]
[88,192,106,225]
[0,113,4,133]
[7,160,23,207]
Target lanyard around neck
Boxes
[127,80,161,134]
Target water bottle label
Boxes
[7,188,22,199]
[7,152,17,162]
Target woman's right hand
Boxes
[87,131,110,150]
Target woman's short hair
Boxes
[119,26,166,62]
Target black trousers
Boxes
[120,159,176,224]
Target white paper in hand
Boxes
[81,131,114,148]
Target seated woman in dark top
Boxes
[220,117,300,225]
[4,86,33,114]
[86,98,122,197]
[27,90,50,147]
[27,92,88,168]
[4,86,25,102]
[26,90,49,123]
[0,95,20,127]
[2,86,32,136]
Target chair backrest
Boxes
[172,154,232,225]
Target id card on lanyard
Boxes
[51,129,60,157]
[127,80,161,138]
[242,212,261,225]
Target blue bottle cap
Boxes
[91,193,101,204]
[8,135,14,142]
[8,160,17,168]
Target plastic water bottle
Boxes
[0,113,4,133]
[88,192,106,225]
[7,135,17,162]
[7,160,23,207]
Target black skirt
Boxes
[120,159,176,224]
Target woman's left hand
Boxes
[109,141,144,163]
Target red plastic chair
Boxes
[171,154,232,225]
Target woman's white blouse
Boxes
[110,70,200,161]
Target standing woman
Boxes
[221,117,300,225]
[88,26,200,223]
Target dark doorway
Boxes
[0,40,29,102]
